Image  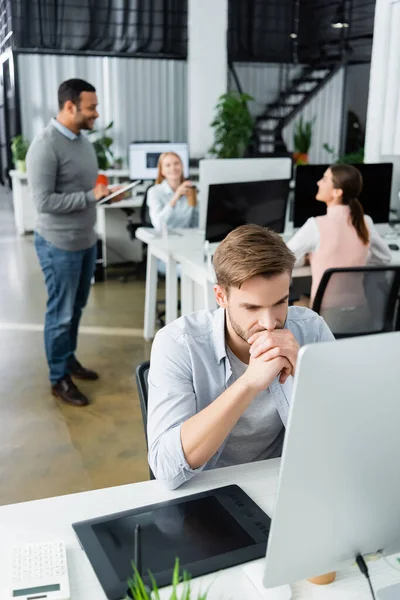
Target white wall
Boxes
[187,0,227,157]
[18,54,187,166]
[365,0,400,210]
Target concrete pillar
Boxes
[187,0,228,158]
[365,0,398,161]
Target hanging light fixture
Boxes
[331,1,350,29]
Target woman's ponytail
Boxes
[348,196,369,244]
[330,164,369,245]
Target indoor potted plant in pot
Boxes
[87,120,115,170]
[11,135,30,172]
[293,116,315,165]
[209,91,254,159]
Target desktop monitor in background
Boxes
[205,179,290,244]
[128,142,189,180]
[293,163,393,228]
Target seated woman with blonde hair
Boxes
[147,152,198,231]
[287,163,392,306]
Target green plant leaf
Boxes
[209,90,254,158]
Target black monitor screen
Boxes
[92,496,254,582]
[293,163,393,228]
[206,179,289,243]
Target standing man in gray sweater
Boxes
[27,78,111,407]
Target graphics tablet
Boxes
[72,484,270,599]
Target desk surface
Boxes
[1,460,399,600]
[137,227,400,271]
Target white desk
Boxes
[137,227,400,340]
[10,170,37,234]
[1,460,399,599]
[96,196,144,266]
[135,228,206,340]
[9,169,131,237]
[136,228,314,340]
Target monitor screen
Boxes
[293,163,393,227]
[128,142,189,180]
[205,179,290,244]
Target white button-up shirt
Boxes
[147,179,199,230]
[147,305,334,490]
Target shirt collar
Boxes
[212,307,228,363]
[160,179,174,195]
[51,118,79,141]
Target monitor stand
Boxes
[377,583,400,599]
[243,561,292,599]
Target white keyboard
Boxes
[9,541,70,600]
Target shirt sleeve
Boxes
[147,185,174,230]
[317,315,336,342]
[287,218,319,267]
[147,330,208,490]
[26,138,95,214]
[365,216,392,265]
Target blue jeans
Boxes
[34,233,97,384]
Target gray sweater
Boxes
[26,121,99,251]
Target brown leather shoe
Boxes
[68,358,99,381]
[51,375,89,407]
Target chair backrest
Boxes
[140,185,153,227]
[135,360,155,480]
[311,265,400,338]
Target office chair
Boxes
[312,265,400,338]
[135,360,155,480]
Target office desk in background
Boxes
[0,459,399,599]
[96,196,144,267]
[9,169,131,237]
[136,228,315,340]
[137,226,400,340]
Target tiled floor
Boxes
[0,186,154,505]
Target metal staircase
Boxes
[254,62,343,155]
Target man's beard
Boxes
[227,306,284,344]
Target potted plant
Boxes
[322,143,364,164]
[209,91,254,159]
[127,558,209,600]
[88,120,115,170]
[293,116,315,165]
[11,135,30,172]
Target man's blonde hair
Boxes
[213,224,295,289]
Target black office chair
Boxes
[312,265,400,338]
[135,360,155,480]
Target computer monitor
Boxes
[251,331,400,599]
[293,163,393,227]
[128,142,189,180]
[205,179,290,244]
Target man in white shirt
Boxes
[147,225,334,489]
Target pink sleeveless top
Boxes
[310,205,370,305]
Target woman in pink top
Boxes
[287,164,391,305]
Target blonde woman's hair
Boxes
[156,152,184,185]
[213,224,296,290]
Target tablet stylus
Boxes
[134,523,142,577]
